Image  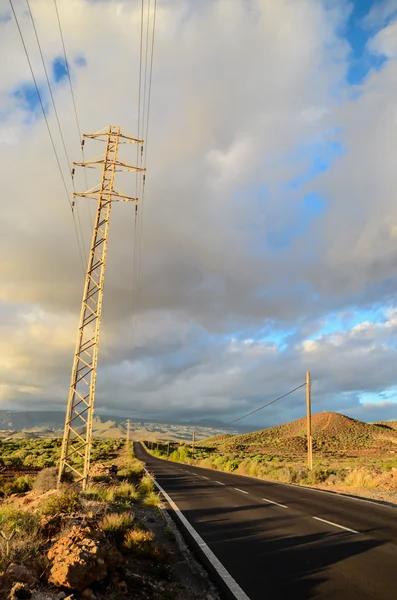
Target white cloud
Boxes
[2,0,397,425]
[368,18,397,57]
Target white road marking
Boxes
[201,476,209,480]
[144,469,251,600]
[313,516,359,534]
[235,488,249,495]
[215,481,226,485]
[262,497,288,509]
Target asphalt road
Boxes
[134,442,397,600]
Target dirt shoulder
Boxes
[0,449,220,600]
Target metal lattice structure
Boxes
[58,125,144,489]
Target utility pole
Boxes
[126,419,131,450]
[58,126,145,489]
[306,370,313,470]
[167,441,170,457]
[192,428,195,459]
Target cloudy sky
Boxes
[1,0,397,429]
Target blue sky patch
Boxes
[0,11,11,22]
[344,0,393,84]
[52,57,68,83]
[12,82,48,119]
[74,55,87,67]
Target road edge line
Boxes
[312,516,359,534]
[143,467,250,600]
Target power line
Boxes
[9,0,85,272]
[25,0,87,267]
[227,383,307,425]
[132,0,157,325]
[53,0,83,142]
[131,0,157,345]
[53,0,93,229]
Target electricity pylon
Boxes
[58,125,145,489]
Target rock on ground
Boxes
[5,565,39,589]
[47,526,122,591]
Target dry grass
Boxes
[123,529,154,557]
[138,474,154,495]
[33,467,58,491]
[143,491,162,507]
[344,468,380,489]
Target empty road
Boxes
[134,442,397,600]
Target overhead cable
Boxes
[228,383,307,425]
[9,0,85,272]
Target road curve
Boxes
[134,442,397,600]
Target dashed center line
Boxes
[262,497,288,509]
[235,488,249,494]
[201,476,209,480]
[215,481,226,485]
[313,516,359,534]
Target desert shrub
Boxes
[100,512,134,544]
[111,483,138,504]
[304,467,331,485]
[143,491,161,507]
[118,462,145,482]
[0,507,39,533]
[344,468,379,489]
[33,467,58,491]
[169,446,189,463]
[138,474,154,495]
[0,475,35,498]
[38,489,81,516]
[224,459,240,472]
[84,484,110,502]
[123,529,154,557]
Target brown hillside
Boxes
[201,433,233,447]
[374,421,397,431]
[205,412,397,457]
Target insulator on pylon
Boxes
[143,174,146,184]
[141,145,143,155]
[81,139,85,148]
[71,168,75,177]
[72,200,75,210]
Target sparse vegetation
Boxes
[38,488,81,516]
[33,466,58,490]
[145,412,397,502]
[139,473,155,495]
[143,490,162,507]
[0,440,209,600]
[123,529,154,556]
[100,511,135,545]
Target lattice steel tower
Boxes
[58,126,144,489]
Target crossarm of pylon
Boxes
[83,128,142,144]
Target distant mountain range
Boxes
[0,410,238,441]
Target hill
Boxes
[374,421,397,431]
[201,412,397,457]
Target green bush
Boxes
[38,489,81,516]
[0,507,39,533]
